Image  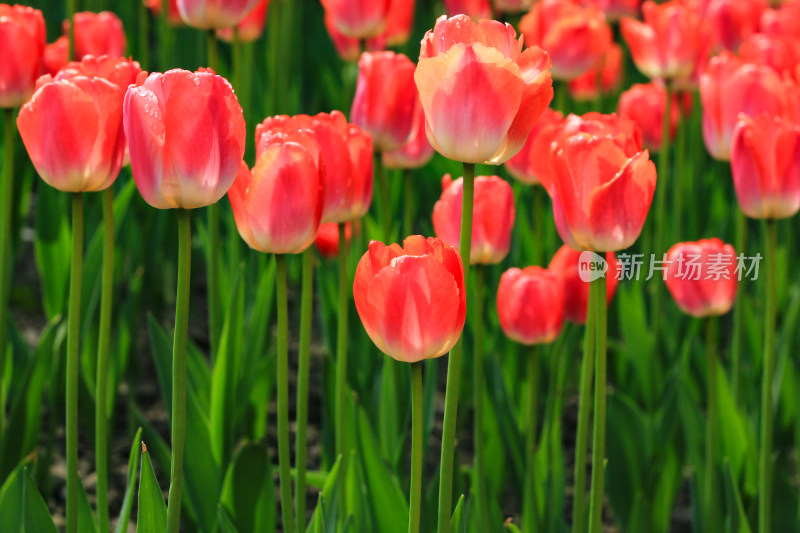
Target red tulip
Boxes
[664,239,738,317]
[351,51,417,153]
[760,2,800,39]
[621,1,703,82]
[257,111,373,223]
[444,0,492,19]
[738,33,800,78]
[315,221,352,259]
[504,107,564,186]
[145,0,183,25]
[700,52,797,161]
[353,235,466,363]
[704,0,767,52]
[325,14,362,62]
[493,0,534,14]
[217,0,269,42]
[415,15,553,164]
[617,83,680,152]
[731,113,800,219]
[123,69,246,209]
[549,132,656,251]
[321,0,391,38]
[229,140,323,254]
[17,75,125,192]
[57,55,142,94]
[382,98,434,169]
[176,0,262,29]
[548,244,618,324]
[69,12,126,59]
[433,174,515,264]
[497,266,564,345]
[43,36,69,77]
[0,4,45,108]
[383,0,414,47]
[581,0,641,20]
[519,0,612,81]
[567,43,623,102]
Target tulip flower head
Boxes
[43,36,69,77]
[351,51,418,153]
[568,43,623,102]
[493,0,535,14]
[383,0,415,47]
[581,0,642,20]
[433,174,516,264]
[382,97,434,169]
[69,11,127,60]
[0,4,46,108]
[315,221,353,259]
[549,244,619,324]
[444,0,493,19]
[57,55,143,94]
[738,33,800,79]
[704,0,767,53]
[519,0,612,81]
[217,0,269,42]
[504,107,564,187]
[353,236,466,363]
[144,0,183,25]
[617,83,680,152]
[321,0,391,38]
[177,0,262,30]
[731,113,800,219]
[123,68,246,209]
[497,266,564,345]
[17,73,126,192]
[415,15,554,165]
[664,238,738,317]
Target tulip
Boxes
[618,83,680,152]
[17,75,125,192]
[621,0,703,82]
[581,0,641,20]
[549,132,657,252]
[69,12,127,60]
[663,238,738,317]
[351,51,417,153]
[738,33,800,78]
[700,52,796,161]
[548,245,619,324]
[229,144,323,254]
[43,36,70,77]
[353,235,466,362]
[217,0,268,42]
[704,0,767,52]
[383,0,414,47]
[315,221,353,259]
[324,14,362,62]
[731,113,800,219]
[57,55,142,94]
[568,43,623,102]
[0,4,45,108]
[321,0,391,38]
[505,108,564,187]
[519,0,612,81]
[497,266,564,345]
[176,0,262,29]
[123,68,246,209]
[145,0,183,25]
[257,111,373,223]
[415,15,554,165]
[383,98,434,170]
[433,174,515,264]
[760,2,800,39]
[493,0,534,14]
[444,0,492,19]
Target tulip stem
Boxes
[524,345,539,533]
[166,209,191,533]
[473,266,488,533]
[267,0,281,115]
[138,0,150,69]
[295,247,314,531]
[409,361,424,533]
[587,274,608,533]
[0,108,16,435]
[436,162,474,533]
[571,274,596,533]
[532,186,544,266]
[705,316,718,533]
[275,254,296,533]
[335,222,350,525]
[67,0,76,60]
[404,169,414,236]
[376,155,391,240]
[65,193,83,533]
[732,210,746,404]
[207,29,219,71]
[758,218,778,533]
[95,187,114,533]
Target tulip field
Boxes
[4,0,800,532]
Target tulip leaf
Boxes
[219,442,275,533]
[722,459,753,533]
[217,506,242,533]
[0,465,57,533]
[306,455,341,533]
[114,427,143,533]
[450,494,466,533]
[78,475,98,533]
[34,184,70,319]
[137,443,167,533]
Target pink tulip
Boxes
[704,0,767,52]
[0,4,45,108]
[177,0,262,29]
[42,36,69,77]
[444,0,492,19]
[504,107,564,186]
[382,98,434,169]
[617,83,680,152]
[664,238,738,317]
[320,0,391,38]
[70,11,126,59]
[497,266,564,345]
[549,245,619,324]
[567,43,623,102]
[581,0,642,20]
[217,0,269,42]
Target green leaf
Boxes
[0,465,57,533]
[137,443,167,533]
[183,384,222,533]
[451,494,465,533]
[78,476,99,533]
[306,456,341,533]
[34,184,70,319]
[722,459,753,533]
[217,506,242,533]
[219,442,276,533]
[114,427,143,533]
[505,521,522,533]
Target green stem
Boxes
[409,362,424,533]
[207,29,219,70]
[335,222,350,524]
[158,0,169,70]
[233,28,242,93]
[67,0,76,60]
[555,84,568,114]
[532,186,543,266]
[472,266,487,532]
[436,162,475,533]
[276,254,296,533]
[587,276,608,533]
[95,187,114,533]
[66,192,83,533]
[705,317,718,533]
[0,109,16,435]
[732,210,746,404]
[166,209,191,533]
[525,346,539,533]
[376,155,391,240]
[672,108,687,243]
[404,169,414,237]
[267,0,281,115]
[758,218,778,533]
[571,279,597,533]
[295,248,313,531]
[205,31,222,359]
[137,0,149,69]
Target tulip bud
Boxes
[69,11,127,59]
[0,4,46,108]
[444,0,492,19]
[177,0,262,30]
[497,266,564,345]
[320,0,391,39]
[548,245,619,324]
[664,239,738,317]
